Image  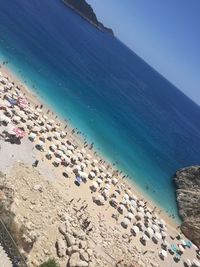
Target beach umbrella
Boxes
[81,162,86,169]
[161,231,167,238]
[55,150,64,158]
[68,144,74,151]
[49,119,55,124]
[125,189,132,196]
[79,171,87,179]
[43,115,48,120]
[130,200,137,207]
[81,148,86,154]
[127,212,134,220]
[123,193,129,200]
[97,178,103,184]
[29,132,36,140]
[86,153,92,159]
[102,189,110,198]
[138,200,145,207]
[154,232,162,240]
[54,158,61,164]
[112,191,120,198]
[136,212,144,220]
[145,212,152,219]
[192,259,200,267]
[180,239,186,246]
[138,206,145,213]
[131,225,139,235]
[184,259,191,267]
[50,144,57,151]
[89,171,96,178]
[91,181,98,190]
[38,140,45,147]
[95,194,105,205]
[46,124,52,130]
[77,152,83,159]
[178,244,185,253]
[13,127,25,138]
[159,249,167,258]
[152,224,159,232]
[104,183,110,190]
[118,204,126,214]
[32,125,40,132]
[121,218,130,228]
[145,227,154,237]
[93,159,98,164]
[142,234,149,242]
[60,131,66,138]
[105,178,111,184]
[112,178,118,185]
[66,150,72,156]
[12,115,21,122]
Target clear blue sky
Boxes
[87,0,200,105]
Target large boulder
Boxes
[56,237,67,257]
[174,166,200,247]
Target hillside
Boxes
[62,0,114,36]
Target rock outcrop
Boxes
[62,0,114,36]
[174,166,200,248]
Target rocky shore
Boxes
[174,166,200,248]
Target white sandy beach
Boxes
[0,66,200,267]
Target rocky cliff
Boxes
[174,166,200,248]
[62,0,114,36]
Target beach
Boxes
[0,66,200,267]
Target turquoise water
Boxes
[1,0,200,222]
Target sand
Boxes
[0,65,199,267]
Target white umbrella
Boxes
[66,150,73,156]
[136,212,144,219]
[192,259,200,267]
[93,159,98,164]
[130,200,137,207]
[89,171,96,178]
[127,212,134,220]
[81,163,86,169]
[97,178,103,184]
[152,224,159,232]
[79,171,87,179]
[102,189,110,198]
[68,145,74,151]
[138,206,145,213]
[112,178,118,185]
[29,132,36,140]
[124,193,129,200]
[138,200,145,207]
[145,227,154,237]
[105,183,111,190]
[131,225,139,234]
[121,218,130,228]
[50,144,57,151]
[118,204,126,214]
[112,191,120,198]
[160,249,167,258]
[12,115,21,122]
[154,232,162,240]
[54,158,61,164]
[92,181,98,189]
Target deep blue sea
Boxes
[0,0,200,222]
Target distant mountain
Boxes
[62,0,114,36]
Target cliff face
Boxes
[174,166,200,248]
[62,0,114,36]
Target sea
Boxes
[0,0,200,222]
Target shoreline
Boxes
[0,63,179,229]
